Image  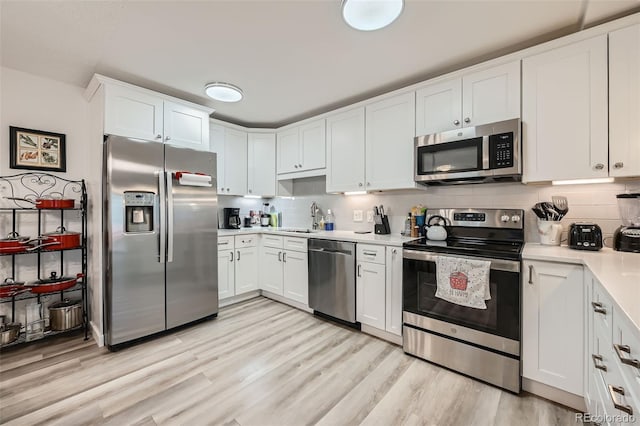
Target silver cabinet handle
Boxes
[357,264,362,277]
[165,136,171,141]
[594,163,605,170]
[219,241,228,246]
[453,120,460,125]
[363,251,377,256]
[283,252,287,263]
[608,385,634,415]
[464,117,471,123]
[237,250,240,261]
[156,134,162,140]
[358,183,363,187]
[592,301,607,315]
[226,188,230,192]
[592,354,607,371]
[367,182,371,186]
[166,171,174,263]
[528,265,533,284]
[278,251,282,262]
[392,248,397,254]
[294,165,298,169]
[613,344,640,369]
[248,189,252,193]
[614,162,624,169]
[230,251,234,262]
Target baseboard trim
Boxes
[361,324,402,346]
[219,291,261,307]
[522,378,586,412]
[260,290,313,313]
[90,320,104,347]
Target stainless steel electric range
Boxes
[402,208,524,393]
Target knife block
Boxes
[374,215,391,235]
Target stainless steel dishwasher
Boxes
[308,239,357,325]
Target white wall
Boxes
[0,67,102,342]
[219,176,640,245]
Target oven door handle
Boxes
[402,249,520,273]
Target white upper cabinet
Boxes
[415,79,461,136]
[522,35,608,182]
[326,107,366,193]
[163,101,210,151]
[461,61,521,128]
[365,92,416,191]
[105,85,164,141]
[248,133,276,197]
[102,79,211,150]
[415,60,520,136]
[210,123,247,196]
[609,24,640,178]
[276,119,326,176]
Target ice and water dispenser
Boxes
[124,191,155,233]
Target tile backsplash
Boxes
[218,177,640,246]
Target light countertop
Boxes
[523,244,640,330]
[218,227,417,247]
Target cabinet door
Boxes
[235,247,258,294]
[365,92,416,191]
[163,101,210,151]
[462,60,520,127]
[277,128,300,174]
[522,35,608,182]
[218,249,235,299]
[260,247,283,295]
[104,85,163,141]
[385,247,402,336]
[356,261,386,330]
[326,108,365,193]
[209,123,226,191]
[248,133,276,197]
[223,128,248,196]
[299,119,326,171]
[283,250,308,305]
[415,78,461,135]
[609,24,640,178]
[522,260,584,395]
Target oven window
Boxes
[417,137,483,175]
[403,258,520,341]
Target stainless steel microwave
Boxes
[414,118,521,185]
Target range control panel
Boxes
[453,212,486,222]
[489,132,514,169]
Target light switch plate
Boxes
[353,210,363,222]
[366,211,374,223]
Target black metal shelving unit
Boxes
[0,173,88,348]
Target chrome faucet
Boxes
[310,201,320,230]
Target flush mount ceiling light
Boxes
[204,82,243,102]
[341,0,404,31]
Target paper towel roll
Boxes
[176,173,212,187]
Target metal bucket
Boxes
[48,299,82,331]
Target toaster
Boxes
[568,223,603,251]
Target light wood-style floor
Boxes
[0,297,577,425]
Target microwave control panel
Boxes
[488,132,514,169]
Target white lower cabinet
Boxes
[259,236,308,306]
[522,260,584,395]
[283,250,308,305]
[357,261,386,330]
[217,235,259,300]
[235,246,259,294]
[385,246,402,336]
[217,248,235,300]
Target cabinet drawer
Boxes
[592,280,614,341]
[601,344,639,421]
[283,237,307,252]
[613,307,640,402]
[218,236,234,248]
[262,235,284,249]
[357,244,385,265]
[235,235,258,248]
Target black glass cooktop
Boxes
[403,237,524,260]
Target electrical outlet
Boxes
[353,210,363,222]
[366,211,374,223]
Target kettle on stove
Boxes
[425,215,448,241]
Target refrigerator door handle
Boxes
[158,170,166,264]
[166,171,175,263]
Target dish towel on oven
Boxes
[435,256,491,309]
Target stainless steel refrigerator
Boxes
[103,136,218,348]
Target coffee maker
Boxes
[222,207,241,229]
[614,193,640,253]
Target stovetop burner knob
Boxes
[511,215,521,223]
[500,214,510,223]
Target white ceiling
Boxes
[1,1,639,128]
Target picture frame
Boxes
[9,126,66,172]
